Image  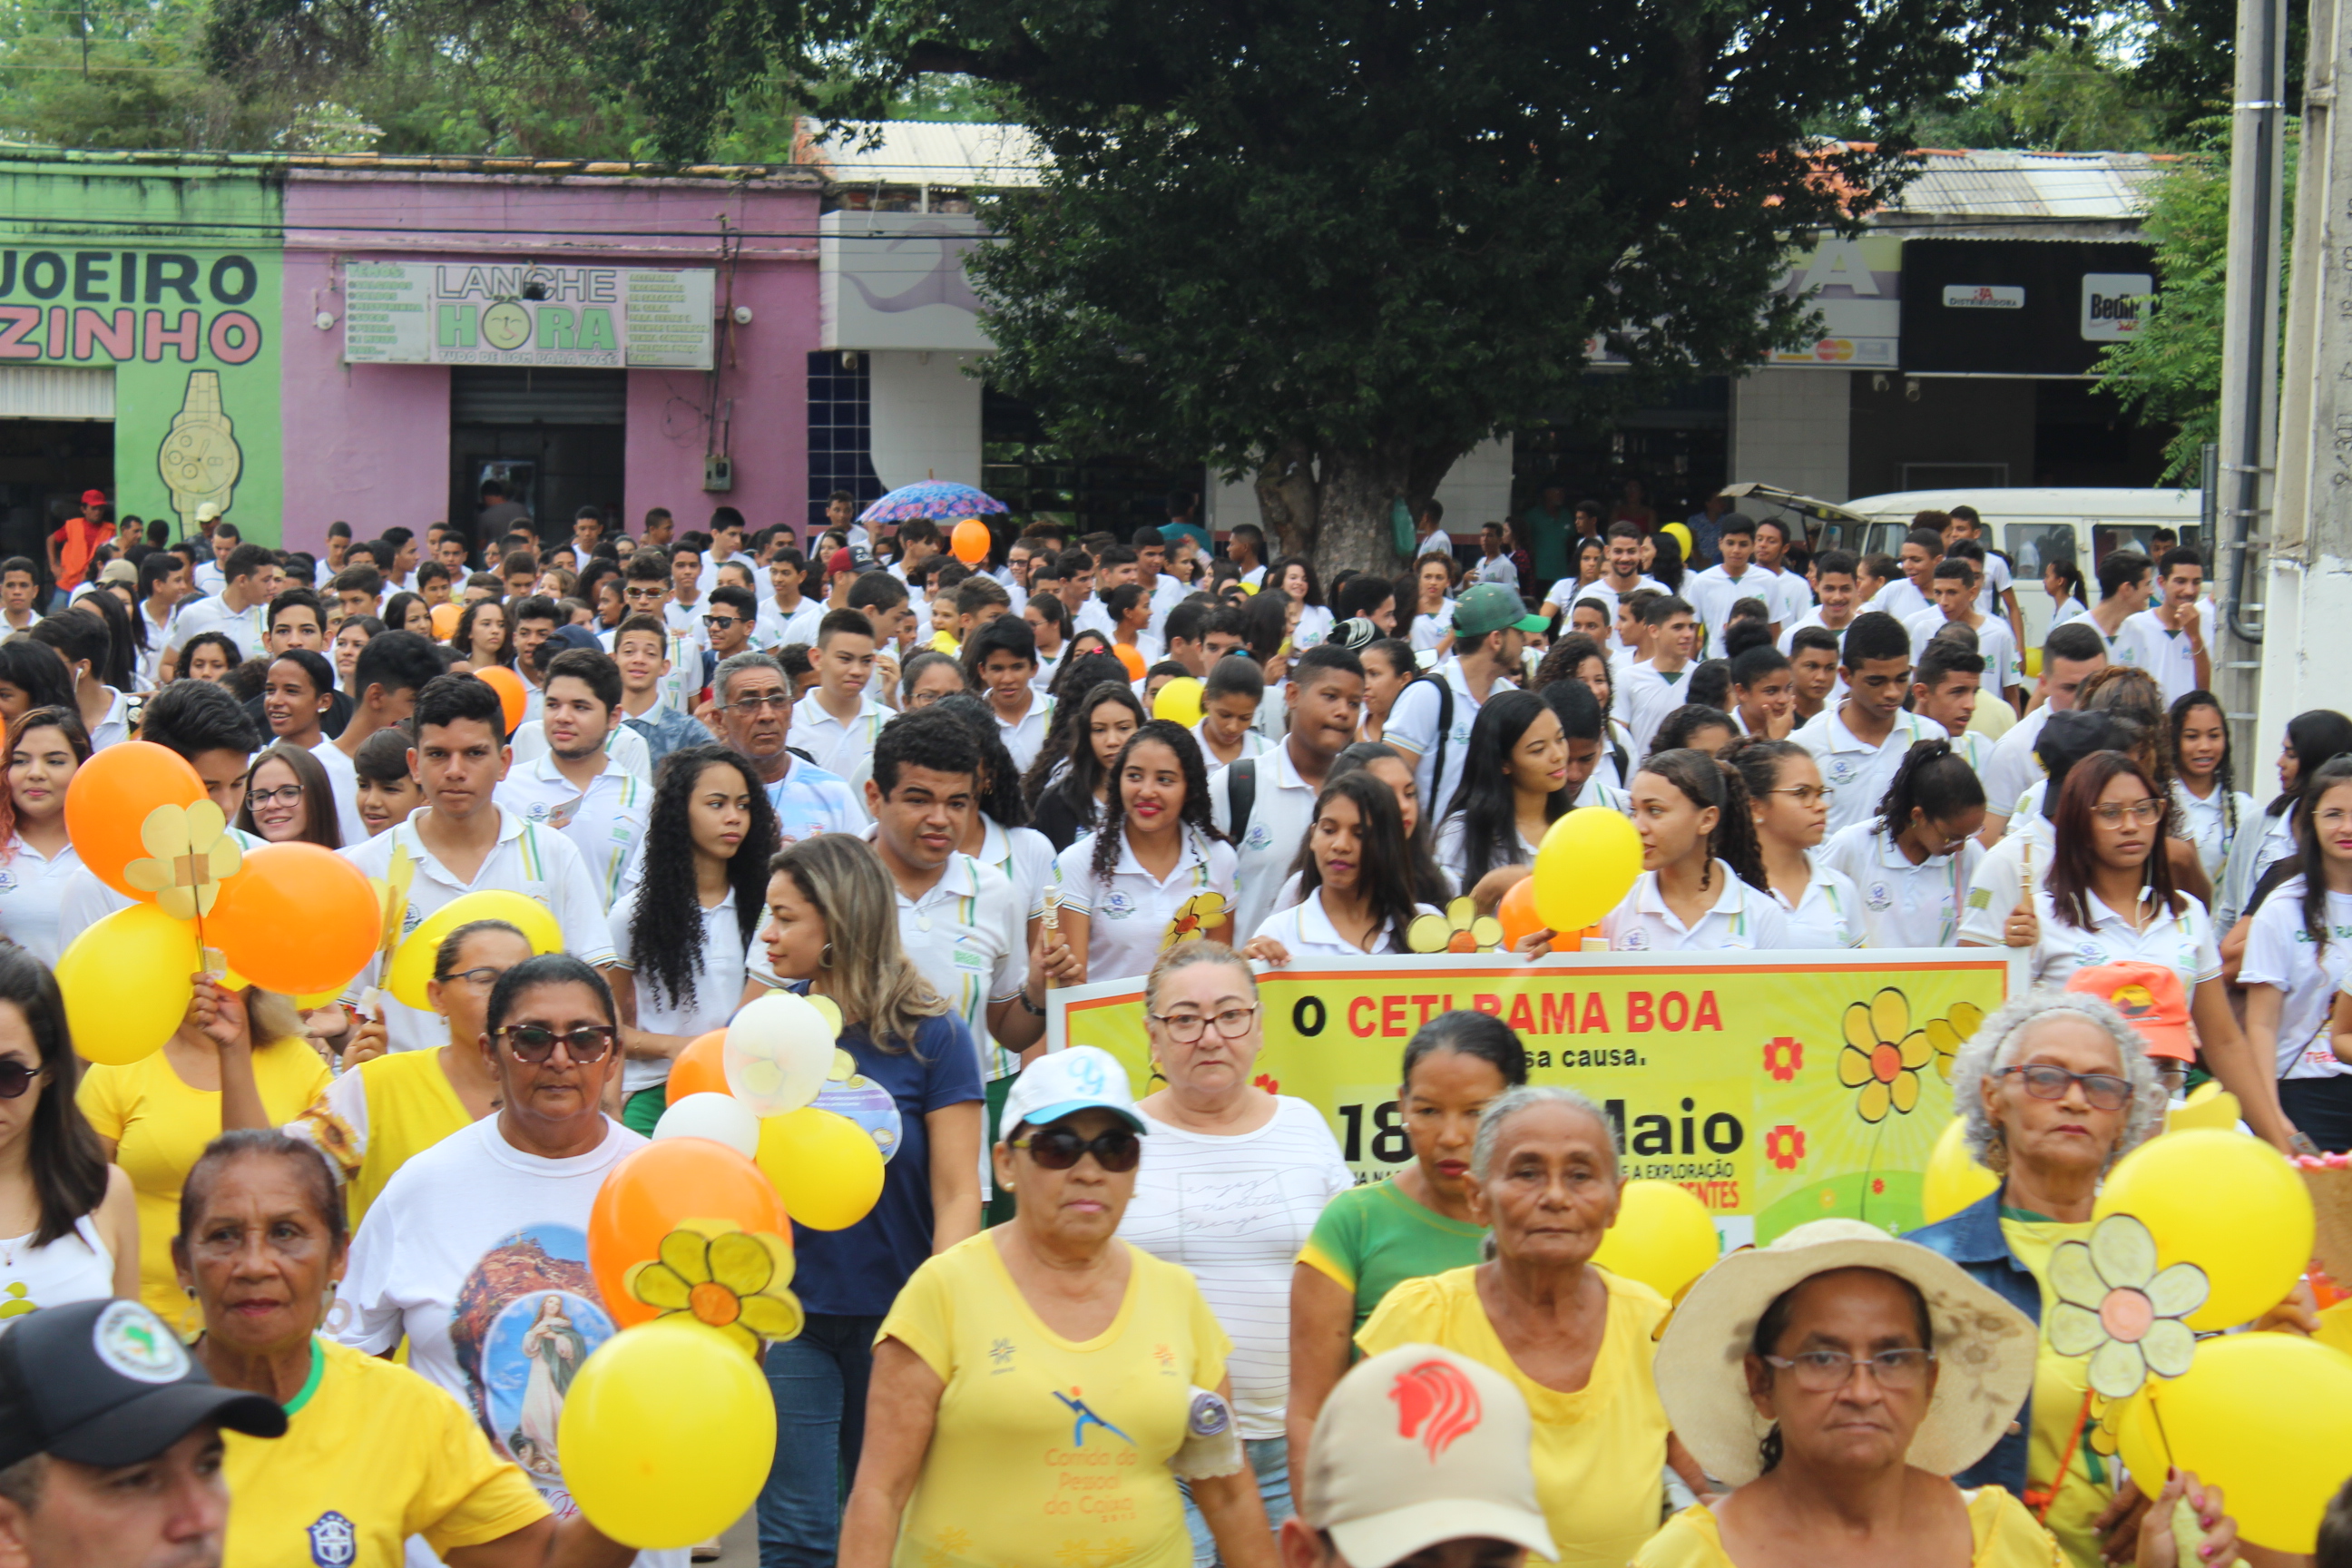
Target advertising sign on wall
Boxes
[342,262,715,368]
[1901,239,2157,375]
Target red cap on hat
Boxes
[827,547,855,574]
[2066,962,2194,1061]
[79,490,106,507]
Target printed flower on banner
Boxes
[1406,897,1504,955]
[2046,1212,2205,1399]
[122,801,242,921]
[1925,1002,1986,1082]
[1763,1037,1804,1083]
[1838,988,1934,1122]
[624,1224,802,1357]
[1765,1125,1807,1171]
[1252,1073,1280,1094]
[1165,891,1228,946]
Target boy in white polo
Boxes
[1791,612,1938,838]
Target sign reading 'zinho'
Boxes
[341,261,715,369]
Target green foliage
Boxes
[1986,26,2172,151]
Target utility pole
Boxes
[2215,0,2285,766]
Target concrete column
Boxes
[865,349,983,491]
[1730,369,1852,501]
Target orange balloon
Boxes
[210,844,380,995]
[950,519,992,564]
[474,666,526,735]
[1112,642,1147,680]
[588,1138,790,1328]
[1498,877,1578,953]
[430,601,464,640]
[64,741,205,897]
[665,1030,730,1104]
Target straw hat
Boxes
[1653,1219,2038,1486]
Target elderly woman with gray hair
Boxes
[1908,987,2169,1568]
[1356,1084,1709,1568]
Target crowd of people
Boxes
[0,483,2343,1568]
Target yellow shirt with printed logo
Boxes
[877,1231,1230,1568]
[223,1337,548,1568]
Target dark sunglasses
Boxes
[497,1024,616,1063]
[0,1059,44,1099]
[1013,1124,1142,1172]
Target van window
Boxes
[2092,524,2200,564]
[2004,524,2078,575]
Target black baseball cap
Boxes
[0,1299,285,1469]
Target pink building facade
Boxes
[279,165,820,557]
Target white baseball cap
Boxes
[1001,1045,1148,1134]
[1299,1345,1556,1567]
[193,502,223,524]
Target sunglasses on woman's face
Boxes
[0,1058,43,1099]
[496,1024,616,1063]
[1013,1124,1142,1173]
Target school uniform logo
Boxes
[1866,881,1893,912]
[1619,930,1649,950]
[307,1512,358,1567]
[1826,758,1858,785]
[1103,891,1137,920]
[1245,825,1274,852]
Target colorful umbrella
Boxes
[857,482,1009,524]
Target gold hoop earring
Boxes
[819,942,835,969]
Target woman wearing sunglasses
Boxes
[841,1045,1276,1568]
[331,955,666,1553]
[1908,989,2177,1568]
[753,835,984,1568]
[0,946,138,1319]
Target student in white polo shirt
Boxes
[1209,643,1367,946]
[1242,771,1437,961]
[1598,747,1793,950]
[605,742,779,1134]
[1818,738,1986,949]
[1040,720,1237,985]
[710,650,865,845]
[1685,514,1779,656]
[1790,612,1938,838]
[2115,546,2215,706]
[165,541,275,665]
[1385,583,1545,820]
[1975,621,2110,844]
[965,614,1050,774]
[491,647,651,907]
[795,608,892,780]
[338,672,616,1055]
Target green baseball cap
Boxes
[1452,583,1549,638]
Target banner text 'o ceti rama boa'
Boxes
[1048,949,2026,1250]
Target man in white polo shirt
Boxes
[1791,611,1938,837]
[493,647,651,908]
[793,608,892,780]
[1386,584,1544,819]
[167,541,277,664]
[2115,545,2213,706]
[1209,643,1367,945]
[1977,621,2110,843]
[968,613,1050,773]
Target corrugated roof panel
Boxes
[0,366,113,420]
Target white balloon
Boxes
[652,1093,761,1158]
[724,991,838,1116]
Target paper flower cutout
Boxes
[1765,1124,1807,1171]
[1165,890,1228,946]
[373,844,416,959]
[1763,1036,1804,1083]
[122,802,241,921]
[2046,1212,2206,1398]
[1838,988,1933,1122]
[623,1223,803,1357]
[1926,1001,1985,1082]
[1406,897,1504,955]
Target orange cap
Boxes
[2066,962,2194,1061]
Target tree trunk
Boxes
[1312,442,1418,584]
[1253,443,1319,558]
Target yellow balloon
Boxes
[2164,1080,2242,1135]
[2112,1333,2352,1553]
[59,904,196,1065]
[1660,521,1693,561]
[1532,808,1643,934]
[757,1108,885,1230]
[557,1318,777,1550]
[385,890,564,1009]
[1592,1180,1720,1298]
[1153,676,1205,727]
[2094,1129,2315,1330]
[1920,1118,1998,1224]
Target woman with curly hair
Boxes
[605,744,780,1132]
[1024,672,1146,851]
[448,597,511,671]
[1041,720,1234,985]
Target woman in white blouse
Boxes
[1247,774,1437,963]
[0,706,89,966]
[1596,747,1793,951]
[1727,736,1857,947]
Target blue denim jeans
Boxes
[1179,1436,1291,1567]
[757,1311,885,1568]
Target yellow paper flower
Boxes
[1925,1001,1985,1082]
[2046,1211,2205,1399]
[1165,890,1228,946]
[372,844,416,959]
[622,1223,803,1357]
[1406,896,1504,955]
[1838,988,1934,1122]
[122,801,241,921]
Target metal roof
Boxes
[1872,147,2174,222]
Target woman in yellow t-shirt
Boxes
[838,1046,1276,1568]
[181,1127,634,1568]
[79,978,330,1337]
[280,918,527,1229]
[1639,1217,2242,1568]
[1356,1085,1707,1568]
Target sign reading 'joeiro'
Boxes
[1050,950,2021,1248]
[341,261,715,368]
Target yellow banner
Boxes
[1052,950,2022,1248]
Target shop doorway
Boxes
[0,367,114,588]
[448,368,626,553]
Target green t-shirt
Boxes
[1298,1178,1487,1333]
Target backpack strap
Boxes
[1426,675,1457,811]
[1229,757,1259,845]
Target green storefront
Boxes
[0,155,283,564]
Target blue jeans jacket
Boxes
[1906,1189,2039,1494]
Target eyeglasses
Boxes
[1762,1348,1936,1392]
[1013,1125,1143,1172]
[247,783,304,808]
[1766,785,1836,806]
[1149,1004,1259,1044]
[2092,799,2166,827]
[497,1024,616,1063]
[623,586,667,602]
[703,615,741,631]
[1996,1063,2134,1112]
[724,692,792,714]
[0,1058,44,1099]
[436,965,510,990]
